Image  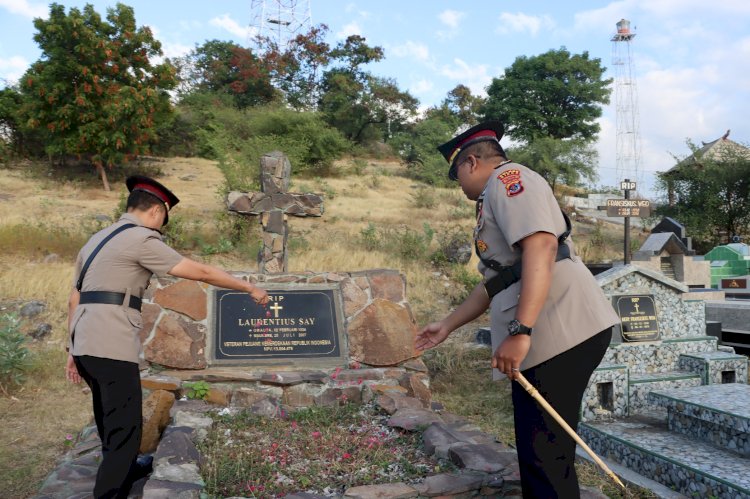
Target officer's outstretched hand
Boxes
[416,321,451,351]
[66,354,82,384]
[250,286,270,306]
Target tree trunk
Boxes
[95,163,111,191]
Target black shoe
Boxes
[130,454,153,480]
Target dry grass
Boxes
[0,155,642,497]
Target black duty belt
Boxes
[79,291,142,311]
[483,243,571,300]
[480,209,574,300]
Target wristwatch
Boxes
[508,319,532,336]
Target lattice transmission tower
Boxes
[611,18,642,191]
[249,0,312,49]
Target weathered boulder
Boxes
[141,390,176,453]
[144,313,206,369]
[347,299,417,366]
[154,280,207,321]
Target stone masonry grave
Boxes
[579,264,749,498]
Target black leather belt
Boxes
[79,291,142,311]
[484,243,571,300]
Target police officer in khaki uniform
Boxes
[416,122,618,498]
[65,176,269,499]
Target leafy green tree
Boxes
[482,48,611,143]
[507,137,598,191]
[175,40,277,109]
[318,36,416,143]
[19,3,176,189]
[261,25,332,110]
[656,140,750,252]
[390,116,456,186]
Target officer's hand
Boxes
[492,335,531,380]
[416,321,451,351]
[250,286,269,306]
[66,354,82,384]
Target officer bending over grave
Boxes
[416,122,618,498]
[64,175,269,499]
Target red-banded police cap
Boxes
[437,121,504,180]
[125,175,180,225]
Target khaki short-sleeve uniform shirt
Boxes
[69,213,184,363]
[475,162,618,378]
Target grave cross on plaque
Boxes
[226,151,324,273]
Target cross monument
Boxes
[225,151,323,273]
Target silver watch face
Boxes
[508,319,520,335]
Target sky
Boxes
[2,0,750,198]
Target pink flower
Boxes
[357,377,363,385]
[311,431,322,439]
[342,452,352,459]
[291,421,298,429]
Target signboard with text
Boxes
[606,199,652,217]
[211,285,346,365]
[614,294,660,342]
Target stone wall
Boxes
[136,269,431,415]
[597,265,705,339]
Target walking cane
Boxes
[514,371,626,489]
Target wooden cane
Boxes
[514,371,626,489]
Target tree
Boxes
[656,141,750,252]
[261,25,332,110]
[508,137,598,191]
[19,3,176,189]
[175,40,277,109]
[318,35,417,144]
[482,48,611,143]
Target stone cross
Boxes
[226,151,323,273]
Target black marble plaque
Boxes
[214,288,341,360]
[614,294,660,342]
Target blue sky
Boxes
[2,0,750,197]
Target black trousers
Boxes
[73,355,142,499]
[511,328,612,499]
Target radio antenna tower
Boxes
[611,19,641,192]
[249,0,312,49]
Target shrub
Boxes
[184,380,211,400]
[410,186,437,209]
[0,314,31,394]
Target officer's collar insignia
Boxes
[497,169,524,197]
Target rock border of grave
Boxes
[144,391,525,499]
[40,390,610,499]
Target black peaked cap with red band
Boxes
[437,121,504,180]
[125,175,180,225]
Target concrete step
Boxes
[580,415,750,498]
[678,351,749,385]
[649,383,750,456]
[602,337,718,373]
[628,371,702,415]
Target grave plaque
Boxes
[211,284,346,365]
[721,278,747,289]
[614,294,660,342]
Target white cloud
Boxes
[209,14,255,40]
[411,79,434,95]
[438,9,465,29]
[337,21,362,39]
[436,9,465,39]
[0,0,47,19]
[0,55,30,84]
[440,58,492,96]
[391,41,430,62]
[496,12,555,37]
[178,20,202,31]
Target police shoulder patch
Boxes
[497,169,524,197]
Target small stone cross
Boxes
[226,151,323,273]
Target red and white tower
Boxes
[611,18,642,192]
